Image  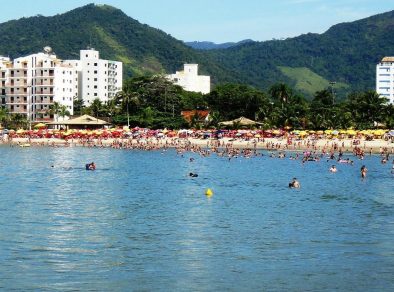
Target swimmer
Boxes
[289,177,300,188]
[189,172,198,177]
[329,165,337,173]
[361,165,367,178]
[86,162,96,170]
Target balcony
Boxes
[9,108,28,114]
[8,100,28,105]
[35,82,54,87]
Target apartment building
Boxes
[167,64,210,94]
[0,48,77,123]
[376,57,394,104]
[64,48,123,106]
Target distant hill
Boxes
[184,39,254,50]
[205,10,394,98]
[0,4,393,98]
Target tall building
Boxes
[0,47,77,124]
[64,48,123,106]
[167,64,210,94]
[376,57,394,104]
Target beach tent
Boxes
[47,115,110,129]
[219,117,263,127]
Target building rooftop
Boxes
[381,57,394,62]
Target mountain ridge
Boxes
[184,39,254,50]
[0,4,393,98]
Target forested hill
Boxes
[205,10,394,98]
[0,4,238,83]
[184,39,254,50]
[0,4,393,98]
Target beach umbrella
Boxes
[346,129,357,136]
[34,123,46,129]
[332,130,339,135]
[16,129,25,134]
[324,130,332,135]
[388,130,394,137]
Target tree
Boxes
[90,98,104,118]
[10,113,28,129]
[207,83,267,120]
[59,105,70,121]
[73,97,85,116]
[347,91,389,129]
[48,101,61,121]
[0,107,11,128]
[269,83,293,109]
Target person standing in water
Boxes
[289,178,300,188]
[361,165,367,178]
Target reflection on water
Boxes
[0,146,393,291]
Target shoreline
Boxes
[2,137,393,154]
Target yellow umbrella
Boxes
[317,130,324,135]
[324,130,332,135]
[346,129,357,136]
[34,123,46,129]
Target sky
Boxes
[0,0,393,43]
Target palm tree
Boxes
[58,105,70,121]
[10,113,28,129]
[0,107,11,129]
[48,101,61,121]
[115,91,140,127]
[269,83,292,109]
[90,98,103,118]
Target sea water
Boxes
[0,146,393,291]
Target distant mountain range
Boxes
[184,39,254,50]
[0,4,393,99]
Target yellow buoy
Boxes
[205,188,213,197]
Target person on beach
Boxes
[361,165,367,178]
[289,178,300,188]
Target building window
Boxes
[94,70,97,74]
[94,93,97,96]
[94,63,97,66]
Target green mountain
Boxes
[0,4,237,83]
[185,39,254,50]
[0,4,393,98]
[206,10,394,98]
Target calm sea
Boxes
[0,146,393,291]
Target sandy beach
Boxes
[3,136,394,155]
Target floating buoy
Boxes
[205,188,213,197]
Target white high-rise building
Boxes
[0,47,77,123]
[167,64,210,94]
[376,57,394,104]
[64,48,123,106]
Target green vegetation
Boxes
[0,4,392,98]
[278,67,349,97]
[75,76,393,130]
